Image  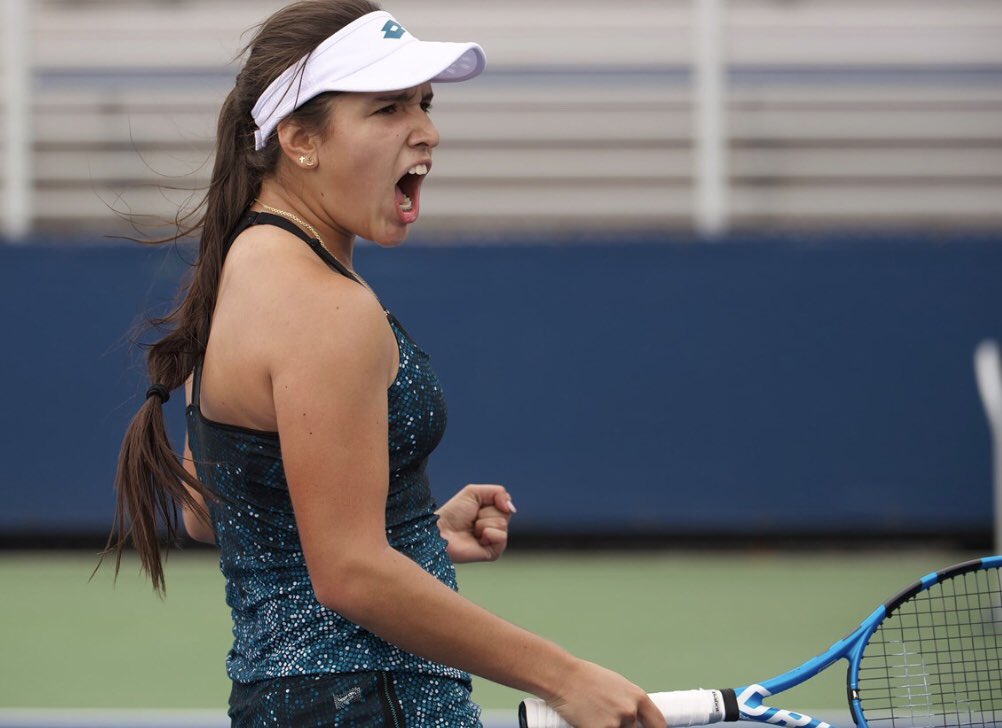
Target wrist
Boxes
[521,644,581,701]
[434,513,450,539]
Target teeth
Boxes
[407,164,428,176]
[400,194,413,212]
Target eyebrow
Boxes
[372,90,434,104]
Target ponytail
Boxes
[99,385,206,596]
[95,85,266,597]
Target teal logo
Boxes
[381,20,405,39]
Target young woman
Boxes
[104,2,666,726]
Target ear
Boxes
[276,119,319,169]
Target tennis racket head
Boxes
[849,555,1002,728]
[519,556,1002,728]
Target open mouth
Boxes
[394,163,429,220]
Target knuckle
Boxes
[619,707,638,721]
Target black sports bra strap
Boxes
[240,211,360,285]
[246,211,312,244]
[191,356,203,409]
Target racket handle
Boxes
[519,688,738,728]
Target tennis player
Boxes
[104,2,666,726]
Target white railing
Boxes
[693,0,728,238]
[2,0,31,241]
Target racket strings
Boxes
[858,566,1002,728]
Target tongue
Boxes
[394,182,417,223]
[395,183,411,206]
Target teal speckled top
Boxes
[185,211,468,685]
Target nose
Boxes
[409,110,440,150]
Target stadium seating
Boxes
[8,0,1002,233]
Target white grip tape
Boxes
[653,689,727,725]
[520,689,726,728]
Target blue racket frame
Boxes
[731,555,1002,728]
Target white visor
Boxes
[251,10,486,150]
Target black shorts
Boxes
[228,671,482,727]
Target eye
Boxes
[376,104,398,115]
[421,101,433,113]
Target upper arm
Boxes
[265,269,397,604]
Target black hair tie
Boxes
[146,384,171,404]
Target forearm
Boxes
[182,508,216,545]
[321,547,575,699]
[179,474,215,544]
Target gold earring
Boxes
[299,155,314,167]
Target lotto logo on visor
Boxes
[381,20,406,39]
[250,10,486,150]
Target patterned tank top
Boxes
[185,211,468,684]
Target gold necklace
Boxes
[254,200,380,300]
[255,200,336,259]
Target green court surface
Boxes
[0,549,974,713]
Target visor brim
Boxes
[329,40,486,92]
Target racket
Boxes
[519,555,1002,728]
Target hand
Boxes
[546,660,667,728]
[435,483,516,564]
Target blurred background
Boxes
[1,0,1001,726]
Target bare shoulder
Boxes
[222,225,394,386]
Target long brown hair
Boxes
[97,0,381,596]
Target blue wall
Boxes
[2,232,1000,538]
